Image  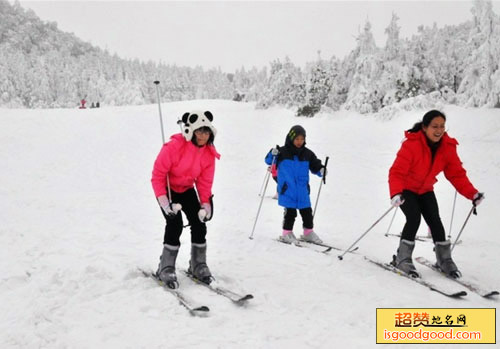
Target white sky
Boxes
[18,0,500,73]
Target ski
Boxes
[139,269,210,316]
[385,233,462,244]
[183,271,253,305]
[415,257,499,298]
[298,239,359,254]
[364,257,467,298]
[274,238,331,253]
[385,233,430,242]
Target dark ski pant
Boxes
[160,188,206,246]
[399,190,446,243]
[282,207,313,231]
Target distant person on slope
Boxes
[265,125,326,244]
[388,109,484,279]
[151,111,220,288]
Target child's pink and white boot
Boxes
[300,228,323,244]
[279,230,298,244]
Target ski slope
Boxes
[1,100,498,348]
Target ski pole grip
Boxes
[322,156,330,184]
[204,195,214,222]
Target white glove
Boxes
[164,203,182,216]
[271,147,279,156]
[319,167,327,177]
[473,192,485,206]
[158,195,182,217]
[391,194,405,207]
[198,202,212,222]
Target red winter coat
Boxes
[389,131,477,200]
[151,134,220,204]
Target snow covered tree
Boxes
[4,0,500,111]
[297,51,332,116]
[257,57,305,109]
[433,23,470,95]
[404,25,439,97]
[344,20,383,113]
[324,57,346,111]
[244,67,268,102]
[378,13,406,107]
[384,13,402,61]
[0,0,244,108]
[458,0,500,106]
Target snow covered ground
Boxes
[1,100,498,348]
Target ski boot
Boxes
[188,243,213,285]
[279,230,298,244]
[156,244,179,289]
[300,228,323,244]
[434,240,461,279]
[391,239,420,278]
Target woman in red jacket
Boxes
[388,110,484,278]
[151,110,220,288]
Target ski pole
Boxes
[338,205,395,260]
[313,156,329,217]
[249,156,276,239]
[448,190,458,239]
[384,208,398,237]
[451,205,476,252]
[258,168,269,197]
[153,81,166,144]
[312,178,324,217]
[166,173,173,209]
[154,81,173,207]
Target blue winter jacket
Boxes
[265,143,322,209]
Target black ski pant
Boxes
[399,190,446,243]
[282,207,313,231]
[160,188,207,246]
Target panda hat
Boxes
[179,110,217,142]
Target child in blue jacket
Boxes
[265,125,325,244]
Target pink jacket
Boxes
[151,134,220,204]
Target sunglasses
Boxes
[194,127,212,135]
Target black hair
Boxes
[407,110,447,133]
[191,126,214,146]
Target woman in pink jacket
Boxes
[151,110,220,288]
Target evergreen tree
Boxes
[379,13,405,107]
[257,57,304,109]
[245,67,268,102]
[324,57,346,111]
[297,51,332,116]
[458,0,499,106]
[344,20,383,113]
